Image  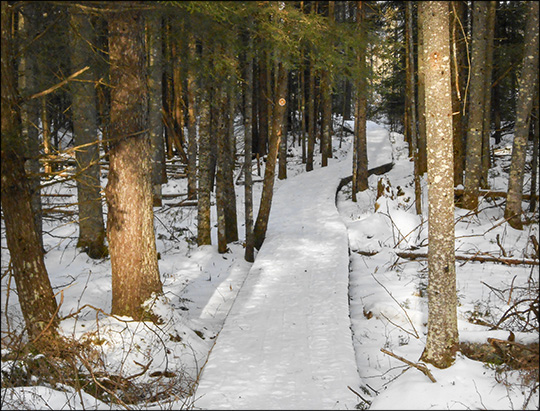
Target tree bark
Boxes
[224,81,239,243]
[480,1,496,189]
[1,0,59,344]
[147,11,167,207]
[106,4,162,319]
[450,1,467,186]
[406,1,422,215]
[186,33,198,200]
[352,1,368,200]
[18,4,43,249]
[197,87,212,246]
[419,1,459,369]
[504,1,539,229]
[244,21,255,262]
[306,57,316,172]
[70,11,107,259]
[463,2,489,210]
[254,62,288,250]
[416,4,428,176]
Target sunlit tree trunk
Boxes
[1,0,59,345]
[254,62,288,249]
[504,1,539,229]
[106,4,162,319]
[70,11,107,258]
[419,1,459,369]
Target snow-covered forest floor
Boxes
[1,118,538,410]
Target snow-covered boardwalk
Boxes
[195,158,360,410]
[195,123,392,410]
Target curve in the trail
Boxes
[194,154,361,410]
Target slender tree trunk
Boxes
[42,96,52,174]
[197,87,212,246]
[186,33,198,200]
[352,1,368,200]
[406,2,422,215]
[463,1,489,210]
[504,1,539,229]
[300,60,307,164]
[244,22,255,262]
[416,4,427,175]
[254,62,288,250]
[70,11,107,259]
[258,51,269,156]
[224,81,238,242]
[106,4,162,319]
[1,0,59,345]
[216,87,228,254]
[419,1,459,369]
[450,1,467,187]
[147,11,167,207]
[307,58,316,171]
[529,86,539,213]
[480,1,496,189]
[18,4,43,249]
[278,73,289,180]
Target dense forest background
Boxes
[1,1,538,409]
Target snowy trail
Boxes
[194,123,392,410]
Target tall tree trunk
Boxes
[306,58,316,172]
[147,11,167,207]
[529,86,539,213]
[416,3,427,175]
[186,33,198,200]
[504,1,539,229]
[1,0,59,345]
[106,4,162,320]
[463,1,489,210]
[480,1,496,189]
[224,81,238,243]
[419,1,459,369]
[18,4,43,249]
[253,62,288,250]
[257,51,269,156]
[197,87,212,246]
[450,1,467,186]
[278,73,289,180]
[216,87,228,254]
[352,1,368,200]
[70,11,107,259]
[244,21,255,262]
[406,1,422,215]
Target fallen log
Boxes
[354,250,539,266]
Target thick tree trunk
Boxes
[257,51,269,156]
[529,87,539,213]
[224,82,238,243]
[254,62,288,250]
[1,0,59,344]
[463,2,489,210]
[504,1,539,229]
[216,88,228,254]
[106,5,162,319]
[419,1,459,369]
[70,11,107,259]
[147,11,167,207]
